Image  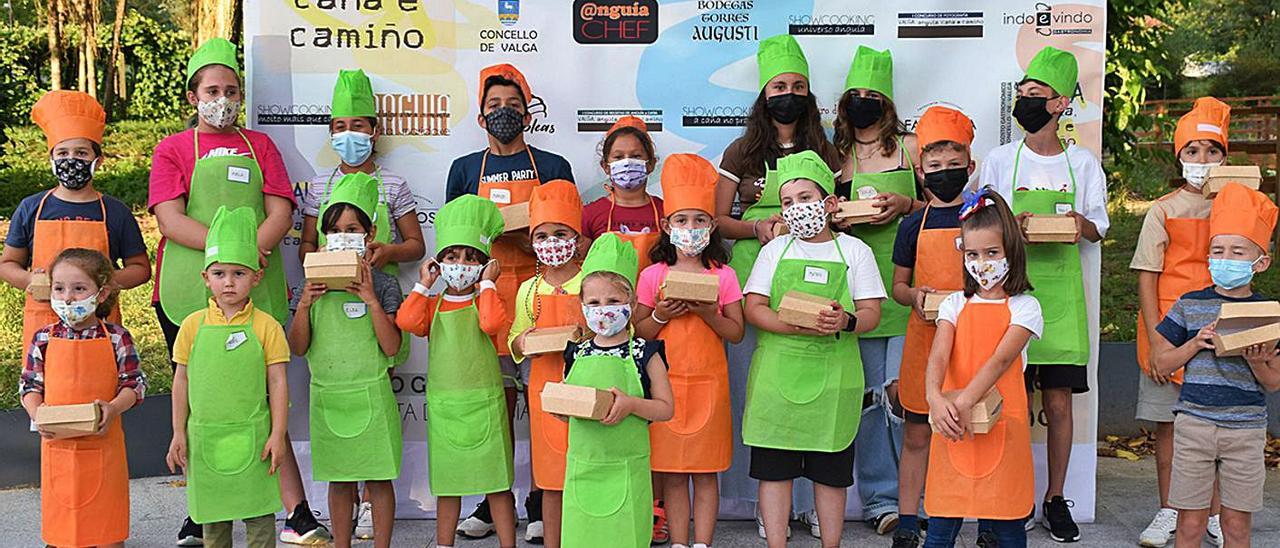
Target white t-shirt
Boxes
[979,140,1109,237]
[937,292,1043,339]
[743,233,886,301]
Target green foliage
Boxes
[119,10,193,121]
[0,26,49,143]
[1104,0,1176,168]
[1159,0,1280,98]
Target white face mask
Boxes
[532,236,577,267]
[326,232,367,256]
[964,257,1010,291]
[51,294,98,326]
[583,303,632,337]
[670,226,712,256]
[781,200,828,240]
[1181,161,1221,189]
[197,96,240,129]
[608,158,649,191]
[440,262,484,291]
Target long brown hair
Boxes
[833,90,907,161]
[49,248,119,319]
[739,89,839,171]
[961,189,1033,297]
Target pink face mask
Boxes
[532,236,576,267]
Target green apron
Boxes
[425,296,514,496]
[306,291,402,482]
[843,137,916,338]
[728,166,783,285]
[316,167,399,276]
[561,346,652,548]
[1010,142,1089,365]
[743,237,864,452]
[185,312,282,524]
[159,129,289,324]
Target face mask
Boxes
[1209,257,1261,290]
[440,262,484,291]
[484,106,524,144]
[670,226,712,256]
[326,232,367,257]
[1181,161,1220,189]
[532,236,576,267]
[197,96,240,129]
[781,200,829,240]
[765,93,805,125]
[1012,96,1053,134]
[846,96,884,129]
[583,303,631,337]
[608,158,649,191]
[964,257,1010,291]
[924,167,969,203]
[51,294,98,326]
[331,131,373,166]
[51,157,95,190]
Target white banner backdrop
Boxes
[245,0,1107,521]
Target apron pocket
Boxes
[198,422,257,476]
[432,397,496,450]
[944,419,1007,479]
[668,374,716,435]
[567,458,629,518]
[770,341,829,405]
[320,386,375,439]
[47,444,103,509]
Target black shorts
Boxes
[903,409,930,425]
[1024,363,1089,394]
[153,302,181,370]
[749,441,856,488]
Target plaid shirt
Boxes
[20,321,146,405]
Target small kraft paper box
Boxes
[541,382,616,420]
[36,403,101,439]
[778,291,834,330]
[771,222,789,238]
[28,271,51,301]
[922,292,949,322]
[1212,301,1280,357]
[662,271,720,303]
[1204,165,1263,199]
[523,325,583,356]
[499,202,530,232]
[834,200,879,224]
[1023,215,1078,243]
[929,388,1004,434]
[304,251,363,288]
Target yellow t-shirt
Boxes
[507,269,585,362]
[173,298,291,367]
[1130,187,1212,273]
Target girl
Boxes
[21,248,144,548]
[287,173,404,548]
[922,188,1042,548]
[582,116,663,272]
[508,180,587,548]
[633,154,745,548]
[561,233,674,548]
[396,195,519,548]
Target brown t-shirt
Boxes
[717,137,842,216]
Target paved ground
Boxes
[1,457,1276,547]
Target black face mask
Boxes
[923,167,969,203]
[765,93,805,125]
[846,96,883,129]
[1013,96,1054,134]
[483,106,525,144]
[52,157,95,190]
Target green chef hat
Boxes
[321,172,380,225]
[582,232,639,289]
[187,38,240,87]
[777,150,835,196]
[435,195,505,257]
[331,69,377,119]
[844,46,894,100]
[757,34,809,90]
[1023,46,1078,97]
[204,206,259,270]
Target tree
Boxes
[193,0,238,46]
[102,0,126,119]
[44,0,61,89]
[1104,0,1176,166]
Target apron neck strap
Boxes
[193,128,256,163]
[1012,140,1077,194]
[478,147,540,185]
[605,192,660,230]
[34,188,106,220]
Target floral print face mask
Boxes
[532,236,576,267]
[583,303,631,337]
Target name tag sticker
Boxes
[803,266,829,285]
[344,302,368,319]
[1055,202,1073,215]
[489,188,512,204]
[225,331,247,351]
[227,166,251,184]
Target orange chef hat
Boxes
[915,106,974,159]
[1210,183,1278,251]
[478,63,532,107]
[660,154,718,216]
[529,179,583,235]
[1174,97,1230,155]
[608,115,647,136]
[31,90,106,151]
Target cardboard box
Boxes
[304,251,363,288]
[771,222,788,238]
[834,199,879,224]
[1212,301,1280,357]
[928,388,1004,434]
[35,403,101,439]
[1023,215,1079,243]
[777,291,834,330]
[499,202,530,232]
[523,325,583,356]
[922,292,950,322]
[28,271,51,301]
[662,271,720,303]
[540,382,616,420]
[1205,165,1262,199]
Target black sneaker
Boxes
[177,516,203,546]
[891,528,921,548]
[280,501,333,545]
[976,530,999,548]
[457,498,496,538]
[524,490,544,544]
[1042,496,1080,543]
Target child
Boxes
[582,116,664,271]
[889,106,975,548]
[1130,97,1230,547]
[634,154,746,548]
[561,233,675,548]
[165,206,290,548]
[396,194,519,548]
[21,248,145,548]
[508,179,587,547]
[923,188,1042,547]
[741,150,884,547]
[287,173,404,548]
[980,46,1108,541]
[1150,183,1280,548]
[1,90,150,352]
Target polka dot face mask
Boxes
[781,200,829,240]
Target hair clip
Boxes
[959,188,994,221]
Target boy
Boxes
[166,206,291,548]
[980,46,1108,542]
[888,106,974,548]
[1151,182,1280,548]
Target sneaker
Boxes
[525,491,544,545]
[976,530,999,548]
[525,520,545,544]
[797,510,821,538]
[457,499,495,539]
[1025,510,1037,532]
[872,511,900,535]
[754,509,791,539]
[891,528,921,548]
[280,501,332,545]
[177,516,203,546]
[1138,508,1178,547]
[1041,496,1080,543]
[1206,514,1223,547]
[354,501,374,540]
[652,501,670,545]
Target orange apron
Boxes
[526,284,585,490]
[22,190,121,347]
[923,299,1033,520]
[900,207,963,414]
[649,265,732,473]
[605,196,662,273]
[478,148,541,356]
[1136,215,1209,384]
[41,323,130,547]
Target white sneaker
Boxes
[1138,508,1178,547]
[798,510,822,538]
[525,520,544,544]
[354,501,374,539]
[1206,514,1223,547]
[457,514,495,539]
[755,509,791,539]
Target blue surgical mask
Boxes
[1209,257,1262,290]
[331,130,373,166]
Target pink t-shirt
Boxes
[636,262,743,314]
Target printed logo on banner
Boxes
[525,95,556,135]
[377,93,451,136]
[788,12,874,36]
[413,193,439,229]
[577,109,663,132]
[256,102,330,125]
[691,0,758,42]
[480,2,539,55]
[498,0,519,26]
[573,0,659,44]
[681,103,750,128]
[897,11,985,39]
[1003,2,1095,37]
